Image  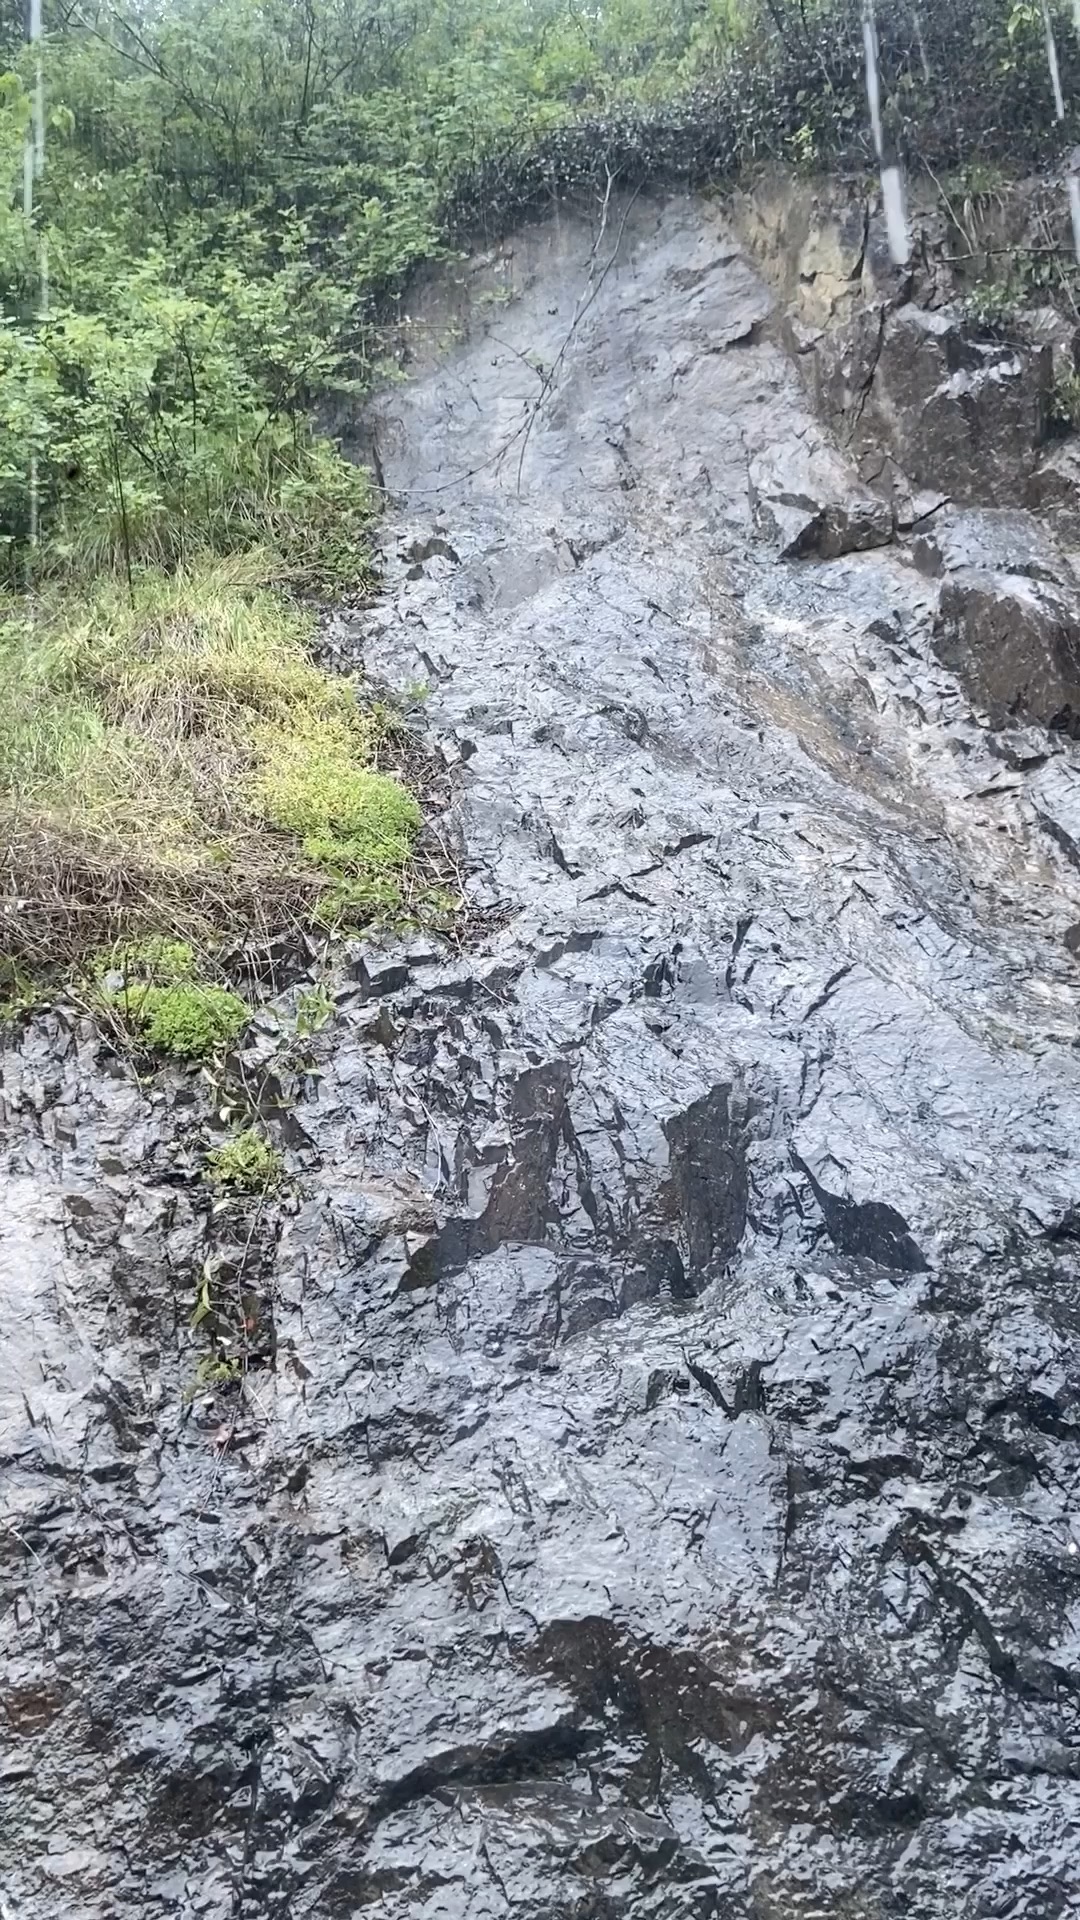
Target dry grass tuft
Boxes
[0,554,421,975]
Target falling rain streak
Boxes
[861,0,909,265]
[865,2,1080,272]
[25,0,45,553]
[1038,0,1080,267]
[1042,0,1066,119]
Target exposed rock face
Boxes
[748,438,893,557]
[6,192,1080,1920]
[913,508,1080,729]
[817,301,1053,504]
[737,172,1057,510]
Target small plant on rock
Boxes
[1051,368,1080,436]
[206,1127,281,1192]
[126,982,251,1058]
[295,982,335,1035]
[961,277,1021,335]
[98,937,250,1058]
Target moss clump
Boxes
[96,933,249,1057]
[206,1127,280,1191]
[121,981,250,1058]
[256,749,421,871]
[255,738,422,926]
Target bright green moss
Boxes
[123,982,250,1058]
[256,749,421,872]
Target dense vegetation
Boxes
[0,0,1076,989]
[2,0,1075,587]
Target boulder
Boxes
[749,439,893,559]
[815,303,1053,506]
[914,508,1080,730]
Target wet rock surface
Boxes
[6,192,1080,1918]
[817,300,1053,506]
[915,508,1080,731]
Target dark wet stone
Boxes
[6,192,1080,1920]
[816,301,1053,506]
[934,573,1080,732]
[908,509,1080,731]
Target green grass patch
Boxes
[119,981,250,1058]
[0,555,423,970]
[206,1127,281,1191]
[96,938,250,1057]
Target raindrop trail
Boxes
[1042,0,1066,120]
[862,0,909,266]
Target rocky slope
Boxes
[4,183,1080,1919]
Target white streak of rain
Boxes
[862,5,884,159]
[1042,0,1066,120]
[881,164,910,267]
[1068,172,1080,265]
[862,0,909,266]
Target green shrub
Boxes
[206,1127,281,1191]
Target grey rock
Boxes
[915,508,1080,729]
[1029,758,1080,867]
[749,439,893,558]
[816,301,1053,505]
[6,193,1080,1920]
